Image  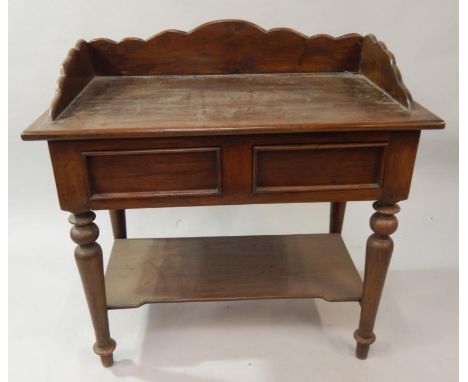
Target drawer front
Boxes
[83,147,221,199]
[253,143,387,193]
[48,132,419,211]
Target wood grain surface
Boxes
[46,131,420,212]
[49,40,94,120]
[253,143,386,193]
[105,234,363,309]
[20,19,446,366]
[23,73,442,141]
[89,20,363,76]
[84,147,221,199]
[22,20,444,137]
[359,35,414,109]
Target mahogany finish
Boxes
[46,131,419,212]
[330,202,347,234]
[21,20,444,366]
[253,142,386,193]
[105,234,362,309]
[49,40,94,120]
[109,209,126,239]
[89,21,363,76]
[69,212,115,367]
[354,201,400,359]
[23,74,442,141]
[359,35,414,109]
[84,147,221,199]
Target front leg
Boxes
[354,201,400,359]
[70,211,116,367]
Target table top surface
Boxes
[22,72,443,141]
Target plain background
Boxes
[9,1,458,381]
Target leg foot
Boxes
[355,343,370,360]
[100,355,114,368]
[94,338,117,367]
[353,330,376,360]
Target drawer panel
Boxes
[48,131,419,211]
[83,147,221,199]
[253,143,387,193]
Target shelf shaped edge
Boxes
[104,234,363,309]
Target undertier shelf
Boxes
[105,234,363,309]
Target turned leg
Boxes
[330,202,346,233]
[354,201,400,359]
[69,211,116,367]
[109,209,127,239]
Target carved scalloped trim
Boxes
[87,20,364,76]
[88,20,363,46]
[359,34,414,110]
[49,39,94,120]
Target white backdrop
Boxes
[9,1,458,381]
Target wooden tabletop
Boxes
[22,73,443,141]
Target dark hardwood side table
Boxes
[21,20,444,367]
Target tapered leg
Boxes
[109,209,127,239]
[70,211,116,367]
[354,201,400,359]
[330,202,346,233]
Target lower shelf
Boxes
[105,234,363,309]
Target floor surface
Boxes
[10,253,458,382]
